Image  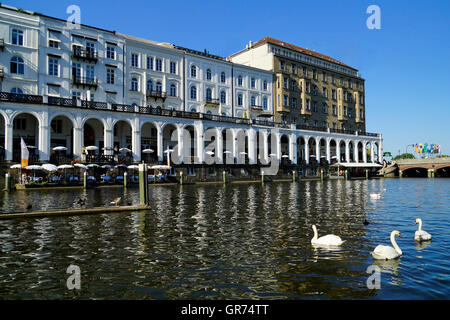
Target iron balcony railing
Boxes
[204,98,220,105]
[72,76,98,87]
[72,47,98,61]
[0,91,380,137]
[146,90,167,99]
[0,91,43,104]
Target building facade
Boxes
[230,37,366,133]
[0,5,382,167]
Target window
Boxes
[51,119,63,133]
[86,42,95,56]
[283,77,288,89]
[12,29,24,46]
[85,65,95,81]
[312,86,317,96]
[49,40,60,49]
[190,65,197,78]
[322,87,327,97]
[280,61,284,71]
[206,88,212,100]
[147,56,153,70]
[47,84,59,96]
[156,81,162,92]
[170,61,176,74]
[131,53,139,67]
[251,96,256,106]
[131,77,138,91]
[348,108,353,118]
[251,78,255,89]
[263,80,267,91]
[292,97,297,109]
[190,86,197,100]
[263,97,268,109]
[306,82,310,93]
[147,80,153,91]
[107,68,115,84]
[72,91,81,99]
[323,103,328,113]
[322,72,326,82]
[292,64,296,74]
[206,69,212,81]
[156,58,162,72]
[107,45,116,60]
[10,87,23,94]
[344,106,347,116]
[360,109,363,119]
[237,75,243,86]
[332,89,336,100]
[331,75,335,84]
[237,94,243,106]
[291,80,297,92]
[332,105,337,116]
[220,72,226,83]
[283,95,288,106]
[13,118,26,130]
[306,99,310,110]
[220,91,226,104]
[302,67,307,76]
[10,56,24,75]
[48,57,59,76]
[313,70,317,80]
[313,101,317,112]
[169,84,177,97]
[191,108,197,112]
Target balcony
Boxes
[48,96,77,107]
[0,67,4,78]
[338,113,348,121]
[0,38,4,50]
[204,98,220,107]
[300,107,312,116]
[146,90,167,101]
[0,92,43,104]
[277,105,290,113]
[72,47,98,62]
[250,105,263,111]
[72,76,98,88]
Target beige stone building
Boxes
[230,37,366,133]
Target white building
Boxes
[0,4,382,167]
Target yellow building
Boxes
[230,37,366,133]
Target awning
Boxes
[330,162,382,168]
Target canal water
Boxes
[0,178,449,299]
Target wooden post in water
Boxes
[139,164,149,205]
[222,170,226,184]
[292,170,296,182]
[4,173,11,191]
[344,170,348,180]
[261,170,264,184]
[320,169,324,181]
[366,169,369,179]
[124,171,128,188]
[399,170,403,178]
[179,170,183,185]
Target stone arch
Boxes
[50,114,75,163]
[141,120,159,163]
[11,111,40,162]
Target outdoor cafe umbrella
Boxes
[281,154,289,158]
[25,164,42,179]
[142,149,154,153]
[74,163,88,170]
[10,164,22,169]
[87,163,99,168]
[57,164,73,182]
[119,147,131,153]
[205,151,214,156]
[41,163,58,172]
[53,146,67,151]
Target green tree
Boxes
[393,153,415,160]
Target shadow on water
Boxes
[0,178,449,299]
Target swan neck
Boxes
[390,233,402,254]
[312,226,318,240]
[418,220,422,231]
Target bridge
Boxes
[396,158,450,177]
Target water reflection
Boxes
[0,179,449,299]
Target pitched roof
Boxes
[232,36,358,71]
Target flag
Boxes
[21,137,29,168]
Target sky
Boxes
[6,0,450,156]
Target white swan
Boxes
[311,225,344,246]
[370,193,381,199]
[414,218,432,241]
[371,230,402,260]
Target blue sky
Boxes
[7,0,450,155]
